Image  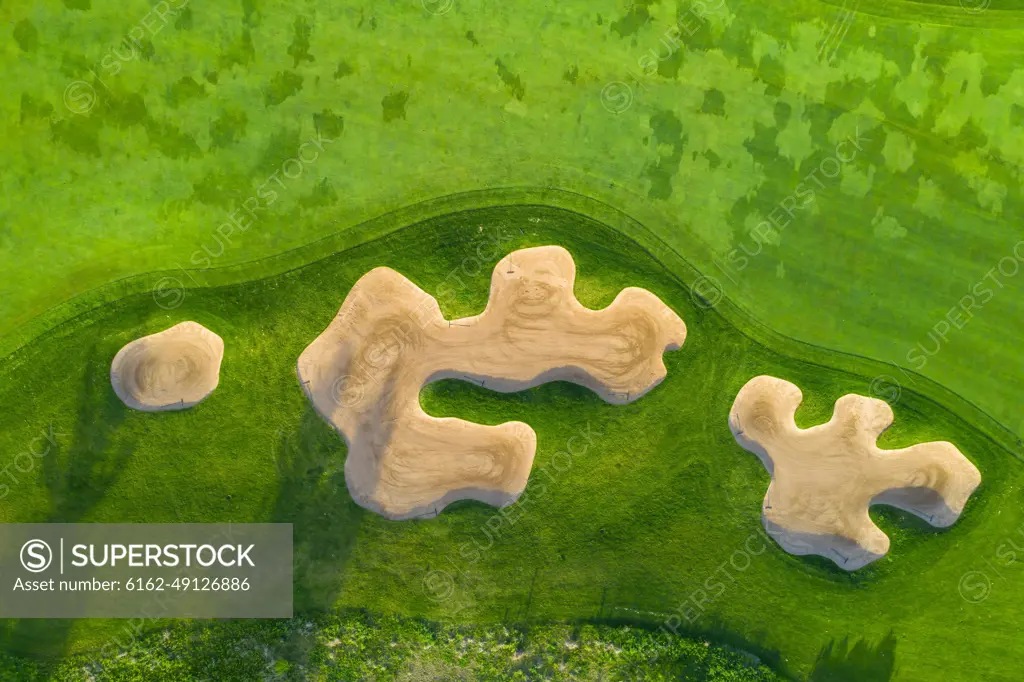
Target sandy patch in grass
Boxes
[110,321,224,412]
[729,375,982,570]
[297,245,686,520]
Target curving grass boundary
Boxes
[4,188,1020,465]
[1,199,1021,681]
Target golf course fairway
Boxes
[1,203,1021,680]
[4,0,1024,678]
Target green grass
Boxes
[1,206,1021,681]
[0,611,785,681]
[3,0,1024,445]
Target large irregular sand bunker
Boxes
[110,321,225,412]
[729,375,982,570]
[297,245,687,520]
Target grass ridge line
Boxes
[1,187,1019,467]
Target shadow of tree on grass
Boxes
[269,404,365,613]
[42,348,134,522]
[809,630,897,682]
[0,346,137,665]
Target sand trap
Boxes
[729,375,982,570]
[110,321,224,412]
[297,245,686,520]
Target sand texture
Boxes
[110,321,225,412]
[729,375,982,570]
[297,245,687,520]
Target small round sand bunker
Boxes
[110,321,224,411]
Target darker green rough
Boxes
[701,88,726,116]
[773,101,792,129]
[192,171,252,208]
[175,6,194,30]
[242,0,259,27]
[756,55,785,95]
[144,119,201,159]
[167,76,207,107]
[313,110,344,140]
[105,91,148,128]
[809,632,897,682]
[288,16,315,66]
[59,52,91,78]
[301,178,339,208]
[13,19,39,53]
[1011,103,1024,128]
[255,130,302,178]
[644,110,687,200]
[266,71,304,106]
[334,60,354,78]
[20,94,54,123]
[125,37,156,62]
[495,58,525,100]
[382,91,409,122]
[220,29,256,69]
[50,117,102,156]
[210,109,249,148]
[658,48,683,79]
[676,2,715,52]
[611,0,655,37]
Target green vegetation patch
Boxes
[0,611,782,681]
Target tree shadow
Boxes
[809,631,897,682]
[583,610,793,681]
[268,404,365,613]
[0,346,137,662]
[41,347,134,522]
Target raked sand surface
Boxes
[729,375,982,570]
[110,321,224,412]
[297,245,687,520]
